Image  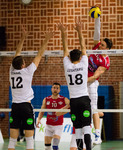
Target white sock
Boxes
[95,129,100,137]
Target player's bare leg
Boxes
[93,113,102,145]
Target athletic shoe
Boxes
[20,137,26,142]
[93,134,102,145]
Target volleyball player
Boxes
[8,27,55,150]
[56,105,87,150]
[88,16,112,145]
[57,22,92,150]
[36,82,69,150]
[77,16,113,145]
[56,107,104,150]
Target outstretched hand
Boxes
[73,20,83,32]
[55,112,61,116]
[94,4,101,9]
[57,23,68,32]
[21,25,29,37]
[44,28,55,40]
[36,119,41,128]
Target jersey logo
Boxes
[49,116,58,122]
[99,59,102,62]
[46,101,50,105]
[89,57,98,71]
[58,101,63,105]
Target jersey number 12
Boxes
[11,77,23,89]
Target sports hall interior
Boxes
[0,0,123,150]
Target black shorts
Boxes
[9,103,35,130]
[70,96,91,128]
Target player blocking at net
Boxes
[8,26,55,150]
[57,22,92,150]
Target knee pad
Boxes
[25,136,34,149]
[52,138,60,150]
[93,110,98,114]
[84,134,91,150]
[8,137,17,149]
[45,144,51,150]
[83,126,91,135]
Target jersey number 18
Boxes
[68,74,83,85]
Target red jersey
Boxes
[88,42,110,80]
[46,95,66,126]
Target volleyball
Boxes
[89,6,101,18]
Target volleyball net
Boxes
[0,49,123,115]
[0,49,123,57]
[1,49,123,114]
[0,49,123,144]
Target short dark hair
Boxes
[70,49,82,62]
[12,56,24,70]
[52,82,61,88]
[103,38,113,49]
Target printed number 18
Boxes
[68,74,83,85]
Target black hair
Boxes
[12,56,24,70]
[69,49,82,62]
[52,82,61,88]
[103,38,113,49]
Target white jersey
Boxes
[9,62,37,103]
[63,55,88,98]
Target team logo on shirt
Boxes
[58,101,63,105]
[49,116,58,122]
[46,101,50,105]
[99,59,102,62]
[96,55,103,62]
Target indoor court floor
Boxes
[0,140,123,150]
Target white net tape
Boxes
[0,49,123,57]
[0,108,123,113]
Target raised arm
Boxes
[36,98,46,128]
[73,21,86,56]
[93,16,101,46]
[15,25,28,57]
[33,29,55,68]
[57,23,69,57]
